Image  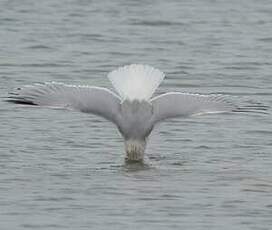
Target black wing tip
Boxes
[4,97,38,106]
[232,104,270,115]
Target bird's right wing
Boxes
[7,82,122,124]
[150,92,235,124]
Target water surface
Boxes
[0,0,272,229]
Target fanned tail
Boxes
[107,64,165,101]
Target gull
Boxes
[7,64,235,162]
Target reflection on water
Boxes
[121,161,152,172]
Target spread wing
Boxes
[7,82,121,123]
[150,92,235,124]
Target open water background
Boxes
[0,0,272,229]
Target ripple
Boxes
[130,20,185,27]
[27,45,53,50]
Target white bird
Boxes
[7,64,235,162]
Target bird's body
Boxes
[7,64,235,162]
[118,100,153,161]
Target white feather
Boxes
[107,64,165,101]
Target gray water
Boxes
[1,0,272,229]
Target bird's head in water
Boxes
[124,139,146,162]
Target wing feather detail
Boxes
[7,82,121,123]
[150,92,235,124]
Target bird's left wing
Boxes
[150,92,235,124]
[7,82,121,123]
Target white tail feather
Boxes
[107,64,165,101]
